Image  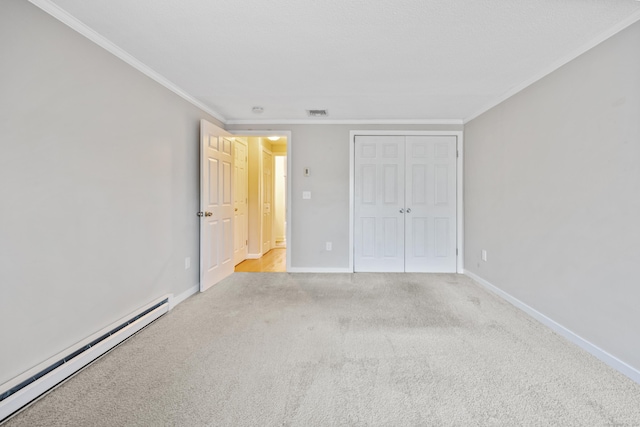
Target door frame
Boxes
[349,130,464,273]
[229,130,292,272]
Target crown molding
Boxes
[463,8,640,124]
[225,119,464,125]
[28,0,227,124]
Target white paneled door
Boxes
[354,136,406,272]
[354,135,457,273]
[233,138,248,266]
[200,120,234,292]
[404,136,457,272]
[262,148,274,254]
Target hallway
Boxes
[235,248,286,272]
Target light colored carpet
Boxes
[4,273,640,426]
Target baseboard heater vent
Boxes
[0,297,169,422]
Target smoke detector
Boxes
[306,109,328,117]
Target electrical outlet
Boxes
[326,242,332,251]
[303,191,311,199]
[481,250,487,262]
[185,257,191,269]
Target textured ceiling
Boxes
[43,0,640,122]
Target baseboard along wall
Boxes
[169,284,199,310]
[287,267,352,273]
[464,270,640,385]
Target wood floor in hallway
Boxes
[235,248,286,272]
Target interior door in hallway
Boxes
[354,136,406,272]
[262,148,273,254]
[200,120,234,292]
[233,138,248,265]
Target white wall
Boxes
[0,1,222,385]
[464,21,640,372]
[226,124,462,269]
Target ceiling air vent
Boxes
[306,109,328,117]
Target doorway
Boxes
[233,133,289,272]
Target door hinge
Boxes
[456,248,458,256]
[456,150,459,158]
[246,240,248,245]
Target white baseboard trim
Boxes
[464,270,640,384]
[169,284,199,310]
[246,253,262,260]
[287,267,352,273]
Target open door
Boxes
[200,120,234,292]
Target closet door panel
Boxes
[354,136,405,272]
[405,136,457,272]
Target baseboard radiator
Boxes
[0,297,170,422]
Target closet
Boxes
[354,135,457,272]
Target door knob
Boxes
[235,208,238,212]
[204,212,213,217]
[399,209,404,213]
[197,212,204,217]
[406,208,412,213]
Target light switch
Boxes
[302,191,311,199]
[304,167,310,177]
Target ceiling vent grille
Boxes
[306,109,328,117]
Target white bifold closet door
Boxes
[354,135,457,273]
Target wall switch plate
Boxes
[326,242,332,251]
[185,257,191,269]
[481,250,487,262]
[302,191,311,199]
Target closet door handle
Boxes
[406,208,411,213]
[399,209,404,214]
